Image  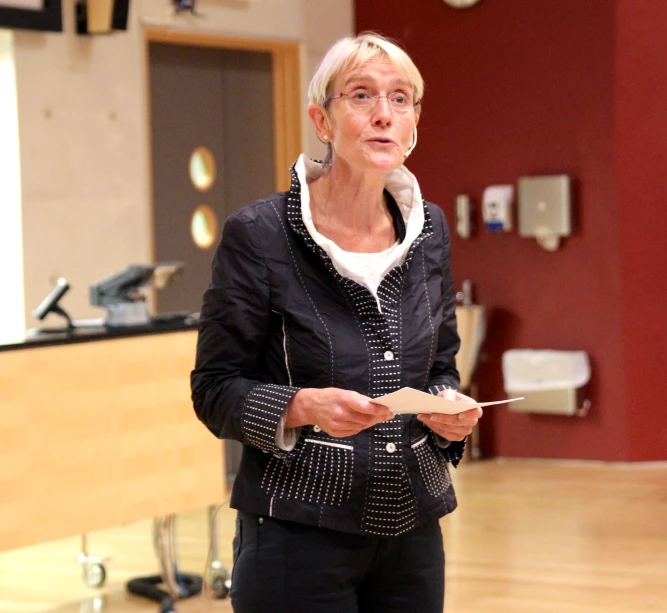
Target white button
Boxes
[384,350,394,361]
[313,425,322,433]
[386,442,397,453]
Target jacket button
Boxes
[384,350,395,361]
[313,425,322,432]
[386,442,397,453]
[258,517,264,524]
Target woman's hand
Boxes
[417,389,482,441]
[285,388,394,438]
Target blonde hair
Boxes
[308,32,424,163]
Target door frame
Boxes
[144,28,302,194]
[143,29,302,307]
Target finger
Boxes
[425,421,474,440]
[429,414,480,428]
[458,407,483,419]
[424,421,471,439]
[438,388,458,401]
[329,417,392,437]
[437,389,478,403]
[421,411,480,427]
[330,413,377,429]
[320,418,365,437]
[344,405,393,425]
[418,413,459,427]
[327,409,397,435]
[331,408,389,430]
[327,428,363,438]
[329,391,393,419]
[362,400,395,418]
[426,423,473,438]
[431,428,472,441]
[453,391,476,403]
[426,407,482,421]
[354,403,395,421]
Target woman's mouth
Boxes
[368,137,395,146]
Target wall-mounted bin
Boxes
[502,350,591,416]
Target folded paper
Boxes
[372,387,523,415]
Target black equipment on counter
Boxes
[89,261,184,327]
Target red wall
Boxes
[355,0,666,460]
[616,1,667,461]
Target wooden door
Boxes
[148,42,276,313]
[146,31,301,314]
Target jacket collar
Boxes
[285,155,433,271]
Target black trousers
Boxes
[230,510,445,613]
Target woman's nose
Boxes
[371,97,393,123]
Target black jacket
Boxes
[191,165,464,537]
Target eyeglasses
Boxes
[326,90,422,114]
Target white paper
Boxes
[371,387,523,415]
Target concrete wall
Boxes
[0,31,25,343]
[11,0,352,324]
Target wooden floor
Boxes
[1,458,666,613]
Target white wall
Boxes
[0,30,25,343]
[11,0,352,325]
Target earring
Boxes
[323,135,328,140]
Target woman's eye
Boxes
[352,91,370,100]
[392,94,408,105]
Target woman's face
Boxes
[319,58,420,175]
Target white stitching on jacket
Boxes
[270,201,335,387]
[421,246,436,392]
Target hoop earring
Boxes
[404,125,418,159]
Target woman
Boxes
[191,32,483,613]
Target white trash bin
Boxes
[502,350,591,416]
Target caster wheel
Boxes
[211,571,231,599]
[83,563,106,588]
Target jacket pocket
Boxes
[261,438,354,507]
[411,434,452,498]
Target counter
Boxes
[0,321,224,552]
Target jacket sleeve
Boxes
[425,205,466,466]
[190,212,300,457]
[426,205,461,394]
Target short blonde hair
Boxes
[308,33,423,163]
[308,32,424,110]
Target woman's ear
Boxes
[308,103,331,142]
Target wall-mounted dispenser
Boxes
[502,349,591,417]
[75,0,129,34]
[482,185,514,232]
[518,175,571,251]
[455,194,472,239]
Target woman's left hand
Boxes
[417,389,482,441]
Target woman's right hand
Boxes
[285,388,394,438]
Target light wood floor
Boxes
[1,459,666,613]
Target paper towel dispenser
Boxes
[518,175,571,252]
[502,349,591,416]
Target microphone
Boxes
[404,125,418,158]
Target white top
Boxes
[295,155,425,310]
